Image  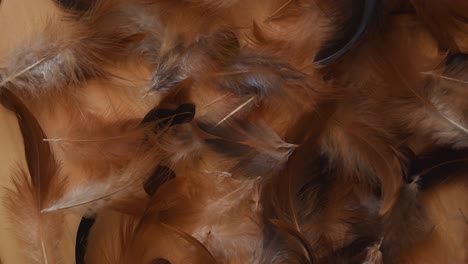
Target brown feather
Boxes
[0,88,68,263]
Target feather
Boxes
[409,147,468,190]
[314,0,382,65]
[261,104,337,263]
[410,0,468,52]
[34,77,195,215]
[378,147,468,263]
[145,174,263,263]
[379,181,431,263]
[181,0,239,9]
[4,169,66,264]
[0,88,65,209]
[199,118,297,177]
[363,239,383,264]
[1,0,160,101]
[322,118,405,215]
[400,176,468,263]
[85,210,217,263]
[0,88,68,263]
[38,107,190,215]
[269,219,315,263]
[143,165,176,196]
[75,217,95,264]
[55,0,93,13]
[238,0,333,67]
[40,150,157,215]
[416,53,468,147]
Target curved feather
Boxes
[0,88,67,263]
[314,0,381,65]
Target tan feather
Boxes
[0,88,67,263]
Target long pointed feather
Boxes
[0,88,67,263]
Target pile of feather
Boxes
[0,0,467,263]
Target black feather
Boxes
[55,0,93,12]
[445,53,468,66]
[75,217,95,264]
[152,258,171,264]
[409,147,468,190]
[144,166,177,196]
[319,236,375,263]
[141,103,196,130]
[314,0,382,65]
